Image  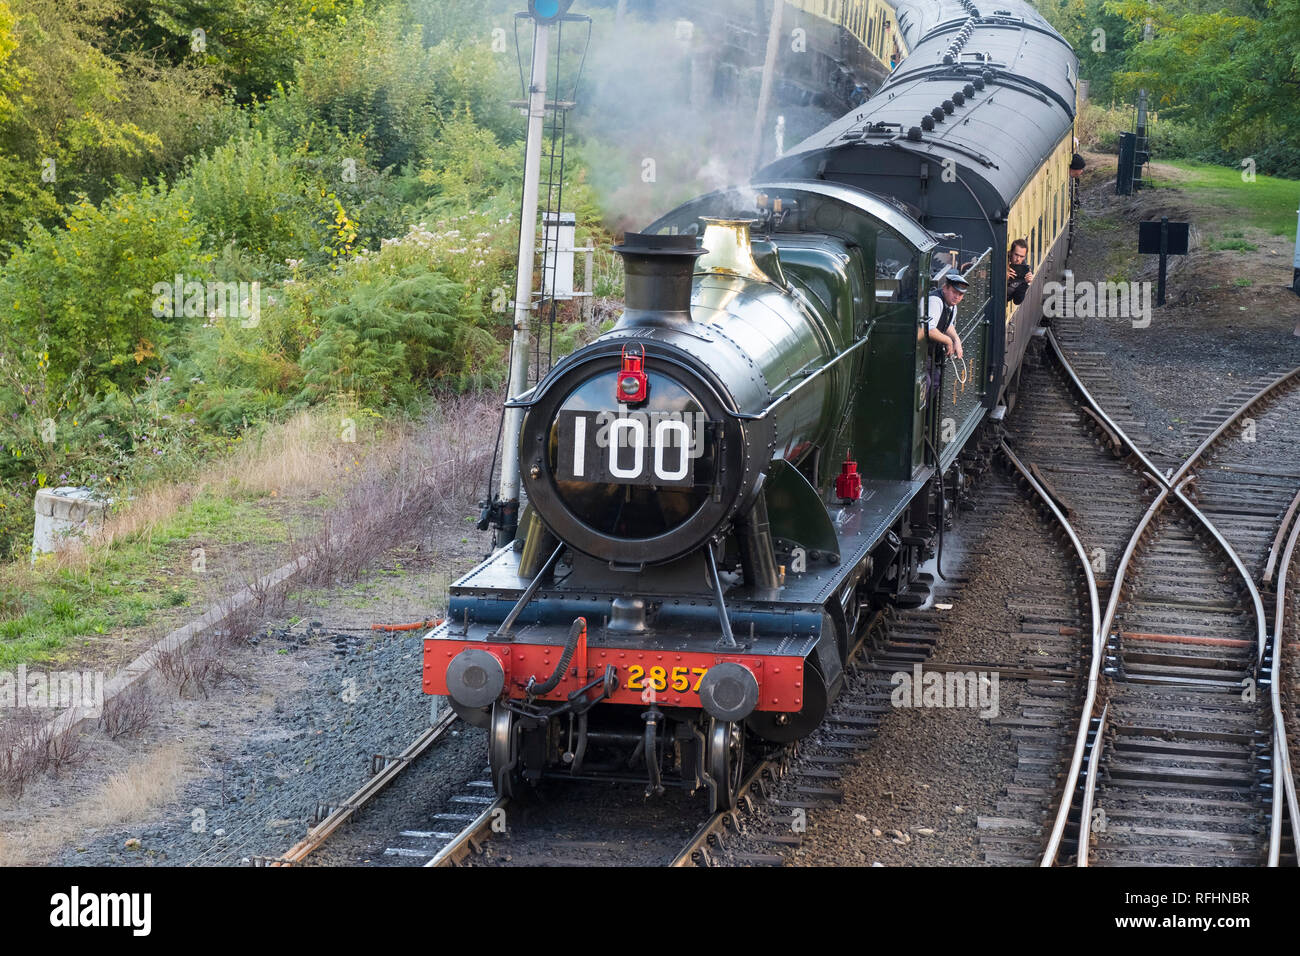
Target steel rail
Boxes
[1035,338,1300,866]
[1263,487,1300,585]
[425,795,509,868]
[998,440,1102,867]
[669,757,779,867]
[1075,700,1109,868]
[271,710,459,866]
[1268,510,1300,865]
[1044,328,1168,480]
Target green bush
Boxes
[259,10,520,172]
[0,0,554,563]
[0,182,209,394]
[0,363,214,500]
[108,0,370,103]
[299,265,501,406]
[419,111,521,210]
[188,384,289,435]
[0,480,32,560]
[178,131,336,271]
[0,0,220,247]
[283,11,440,173]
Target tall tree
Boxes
[1106,0,1298,166]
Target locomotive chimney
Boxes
[612,232,705,328]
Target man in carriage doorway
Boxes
[1006,238,1034,307]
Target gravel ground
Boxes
[1057,156,1300,460]
[54,627,438,865]
[33,512,497,867]
[772,469,1078,866]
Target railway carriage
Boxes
[423,0,1080,811]
[767,0,1079,413]
[650,0,909,114]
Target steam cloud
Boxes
[572,3,838,233]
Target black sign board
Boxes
[1138,217,1190,306]
[555,410,700,489]
[1138,220,1190,255]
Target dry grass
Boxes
[0,391,497,615]
[298,394,497,587]
[154,637,236,699]
[0,712,52,798]
[0,741,188,865]
[58,394,491,564]
[100,743,185,819]
[222,405,359,497]
[39,402,366,573]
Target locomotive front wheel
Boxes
[488,703,522,799]
[706,718,746,813]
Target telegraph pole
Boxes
[493,2,576,547]
[496,22,549,548]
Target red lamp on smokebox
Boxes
[618,344,648,405]
[836,454,862,503]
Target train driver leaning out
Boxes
[923,270,966,360]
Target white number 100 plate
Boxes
[555,410,699,488]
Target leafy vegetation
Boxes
[0,0,623,572]
[1036,0,1300,177]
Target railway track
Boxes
[969,332,1147,864]
[422,612,897,868]
[1008,330,1300,866]
[262,332,1300,869]
[413,755,785,867]
[256,710,463,866]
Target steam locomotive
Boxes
[424,0,1080,811]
